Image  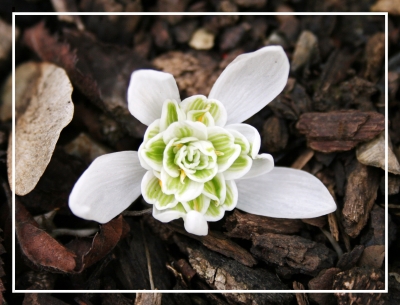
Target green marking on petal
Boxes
[227,129,250,155]
[163,121,207,144]
[223,180,238,211]
[223,154,252,180]
[204,200,225,221]
[187,110,215,127]
[163,139,180,177]
[180,95,208,113]
[160,99,185,131]
[203,173,226,204]
[182,194,210,214]
[142,133,166,171]
[161,169,203,202]
[207,99,227,126]
[142,171,178,210]
[186,166,218,183]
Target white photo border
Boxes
[12,11,389,294]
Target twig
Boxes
[123,208,152,217]
[320,227,343,259]
[141,220,155,290]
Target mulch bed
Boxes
[0,1,399,304]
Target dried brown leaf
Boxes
[8,62,74,196]
[16,200,128,273]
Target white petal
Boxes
[222,154,253,180]
[152,203,187,223]
[184,210,208,236]
[209,46,289,124]
[235,167,337,218]
[127,70,180,126]
[226,123,261,158]
[240,153,274,179]
[69,151,146,223]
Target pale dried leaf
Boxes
[8,62,74,195]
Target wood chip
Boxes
[251,233,337,276]
[342,161,380,238]
[291,30,318,72]
[293,281,309,305]
[336,245,364,270]
[8,62,74,196]
[308,268,341,305]
[302,216,327,228]
[328,212,340,241]
[134,293,162,305]
[168,222,257,267]
[357,131,400,175]
[371,0,400,15]
[364,33,385,82]
[297,110,385,153]
[358,245,385,269]
[175,235,293,304]
[225,210,303,238]
[333,267,384,304]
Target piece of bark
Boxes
[115,221,172,290]
[340,77,378,111]
[386,174,400,195]
[308,268,341,304]
[360,205,386,247]
[102,293,134,305]
[333,267,384,304]
[313,49,358,112]
[23,294,69,305]
[371,0,400,15]
[9,62,74,196]
[302,216,327,228]
[342,161,380,238]
[50,0,84,30]
[134,293,162,305]
[291,148,314,170]
[174,259,196,283]
[80,0,142,45]
[364,33,385,82]
[167,222,256,267]
[251,233,337,276]
[276,8,300,45]
[219,23,250,51]
[225,210,303,239]
[175,235,292,303]
[262,116,289,152]
[357,131,400,175]
[23,22,150,138]
[296,110,385,153]
[358,245,385,269]
[336,245,364,270]
[328,213,340,241]
[293,281,309,305]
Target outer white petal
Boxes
[240,153,274,179]
[226,123,261,158]
[127,70,180,126]
[235,167,337,218]
[209,46,289,124]
[69,151,146,223]
[184,210,208,236]
[163,121,207,144]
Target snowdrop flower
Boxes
[69,46,336,236]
